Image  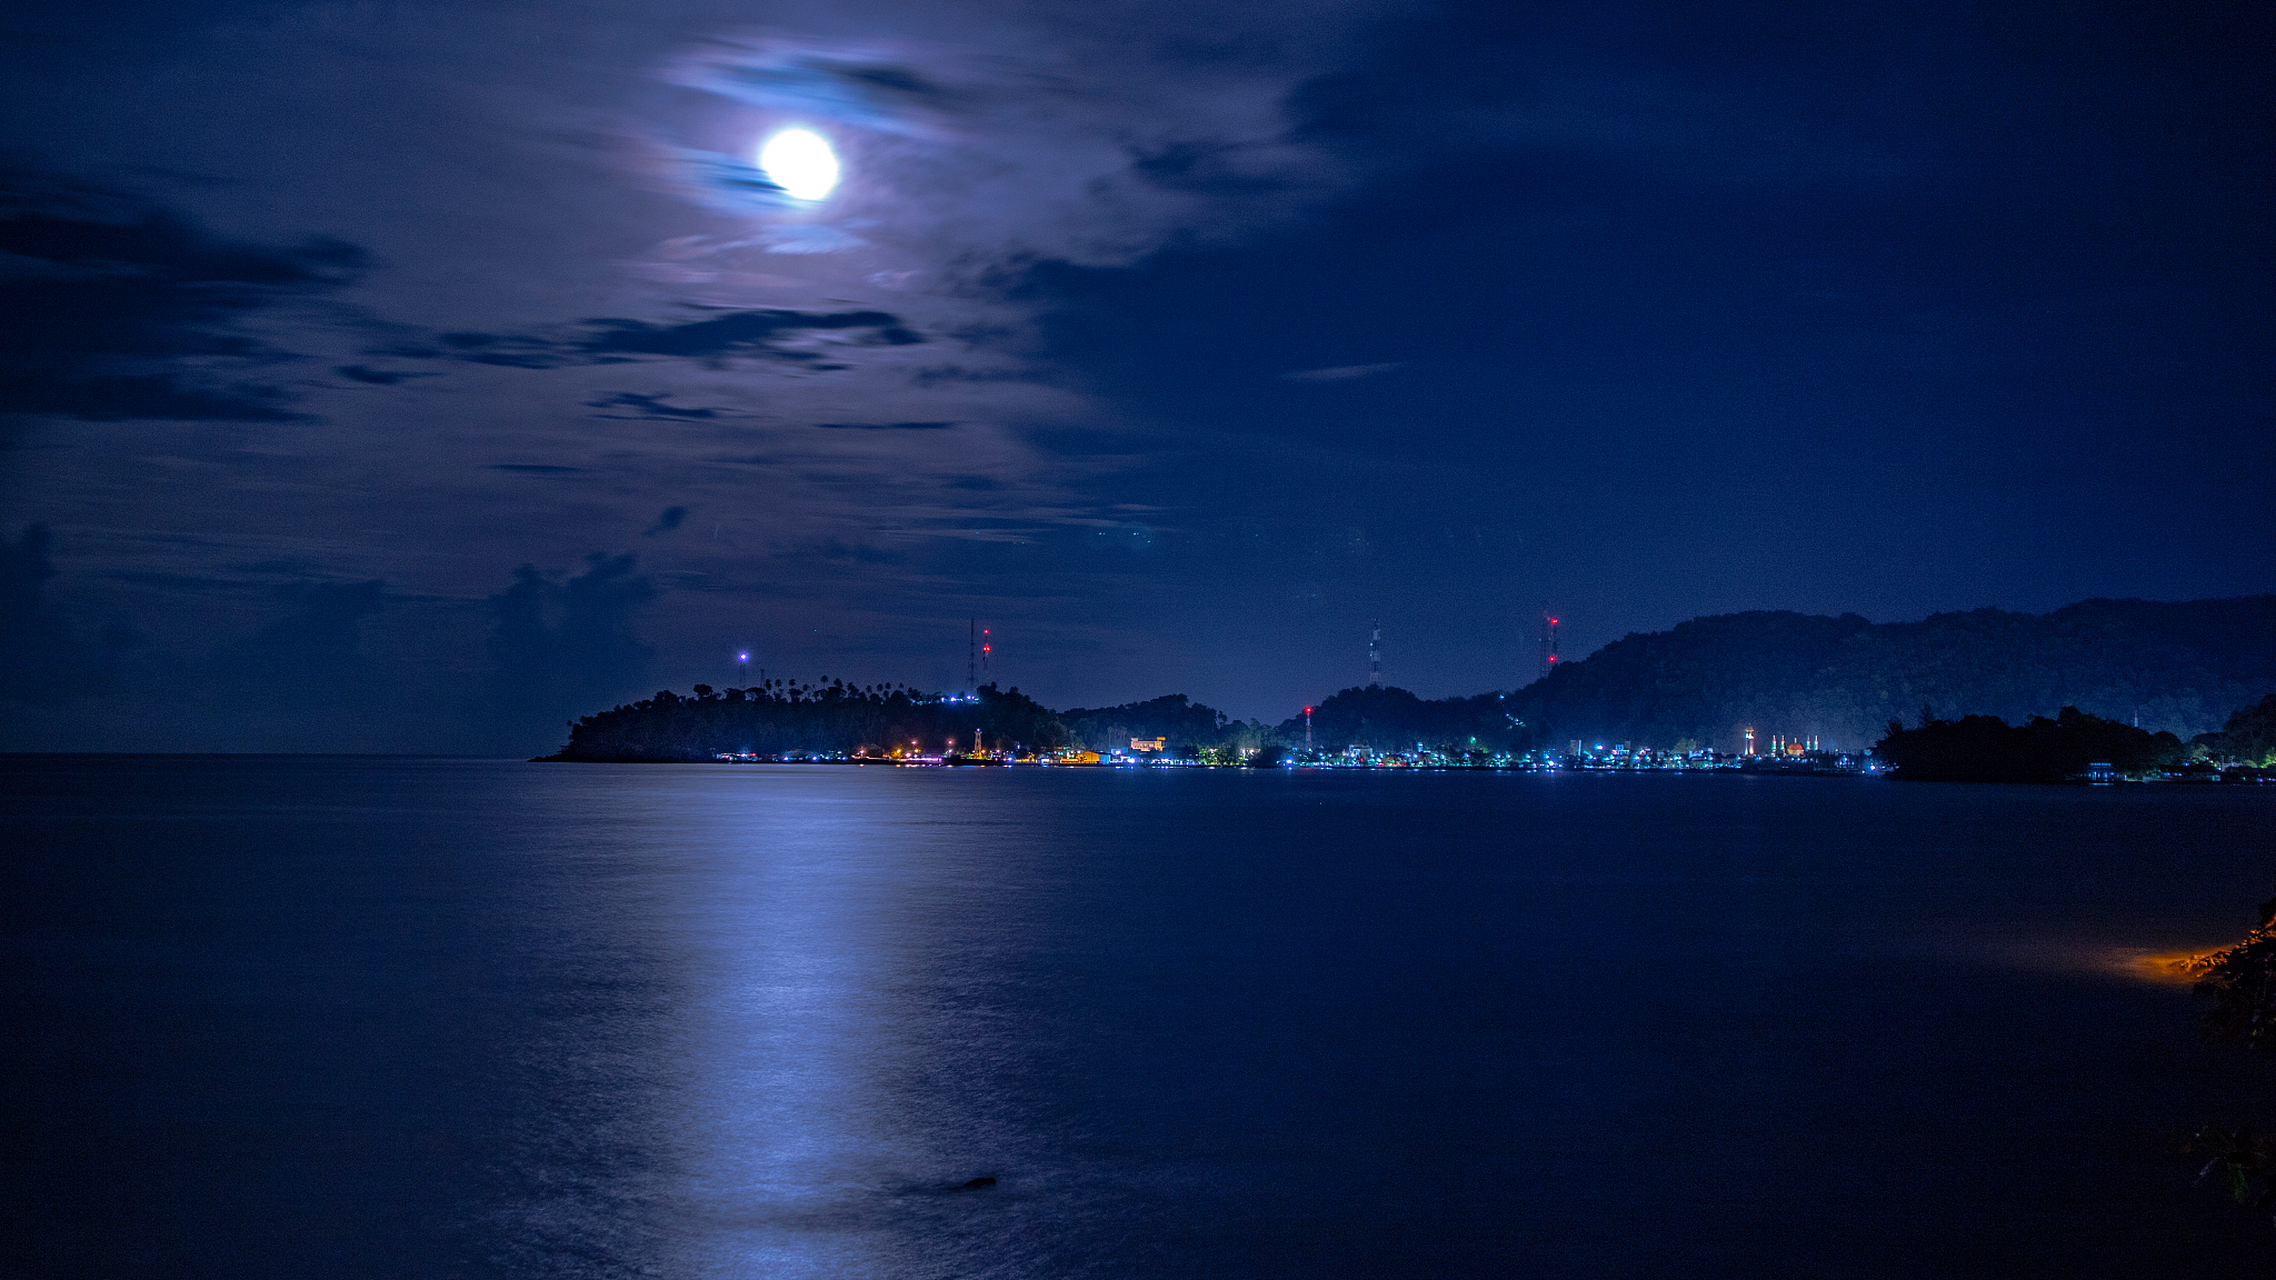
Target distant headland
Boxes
[541,595,2276,779]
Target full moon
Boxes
[758,129,840,202]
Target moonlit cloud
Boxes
[665,36,969,139]
[1281,362,1406,382]
[642,24,1369,285]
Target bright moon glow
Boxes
[758,129,840,201]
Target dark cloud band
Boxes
[0,166,365,423]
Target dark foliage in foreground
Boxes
[2182,897,2276,1220]
[1871,706,2182,782]
[543,680,1067,761]
[2185,896,2276,1057]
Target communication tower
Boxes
[1539,610,1561,682]
[968,618,977,689]
[1369,621,1381,686]
[981,628,992,681]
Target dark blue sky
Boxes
[1,0,2268,750]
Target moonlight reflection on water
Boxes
[7,761,2276,1278]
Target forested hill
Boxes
[545,596,2275,761]
[1486,596,2276,753]
[1057,695,1230,755]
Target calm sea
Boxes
[6,757,2275,1278]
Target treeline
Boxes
[544,678,2276,772]
[2202,693,2276,766]
[544,679,1532,763]
[1873,707,2185,782]
[544,684,1306,763]
[543,679,1068,762]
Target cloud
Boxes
[0,166,365,424]
[362,309,925,376]
[486,554,658,742]
[0,524,145,703]
[816,420,956,430]
[666,37,968,139]
[911,365,1049,386]
[491,463,588,474]
[790,538,909,565]
[335,365,433,385]
[221,580,390,701]
[642,506,689,536]
[581,311,921,358]
[649,26,1369,274]
[1281,361,1405,382]
[587,392,723,420]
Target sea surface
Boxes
[7,757,2276,1278]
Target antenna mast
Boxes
[1369,620,1381,686]
[968,618,976,689]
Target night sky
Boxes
[2,0,2268,752]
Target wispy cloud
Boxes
[368,310,924,373]
[1281,362,1405,382]
[0,166,364,424]
[588,392,727,420]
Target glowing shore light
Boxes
[758,129,840,201]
